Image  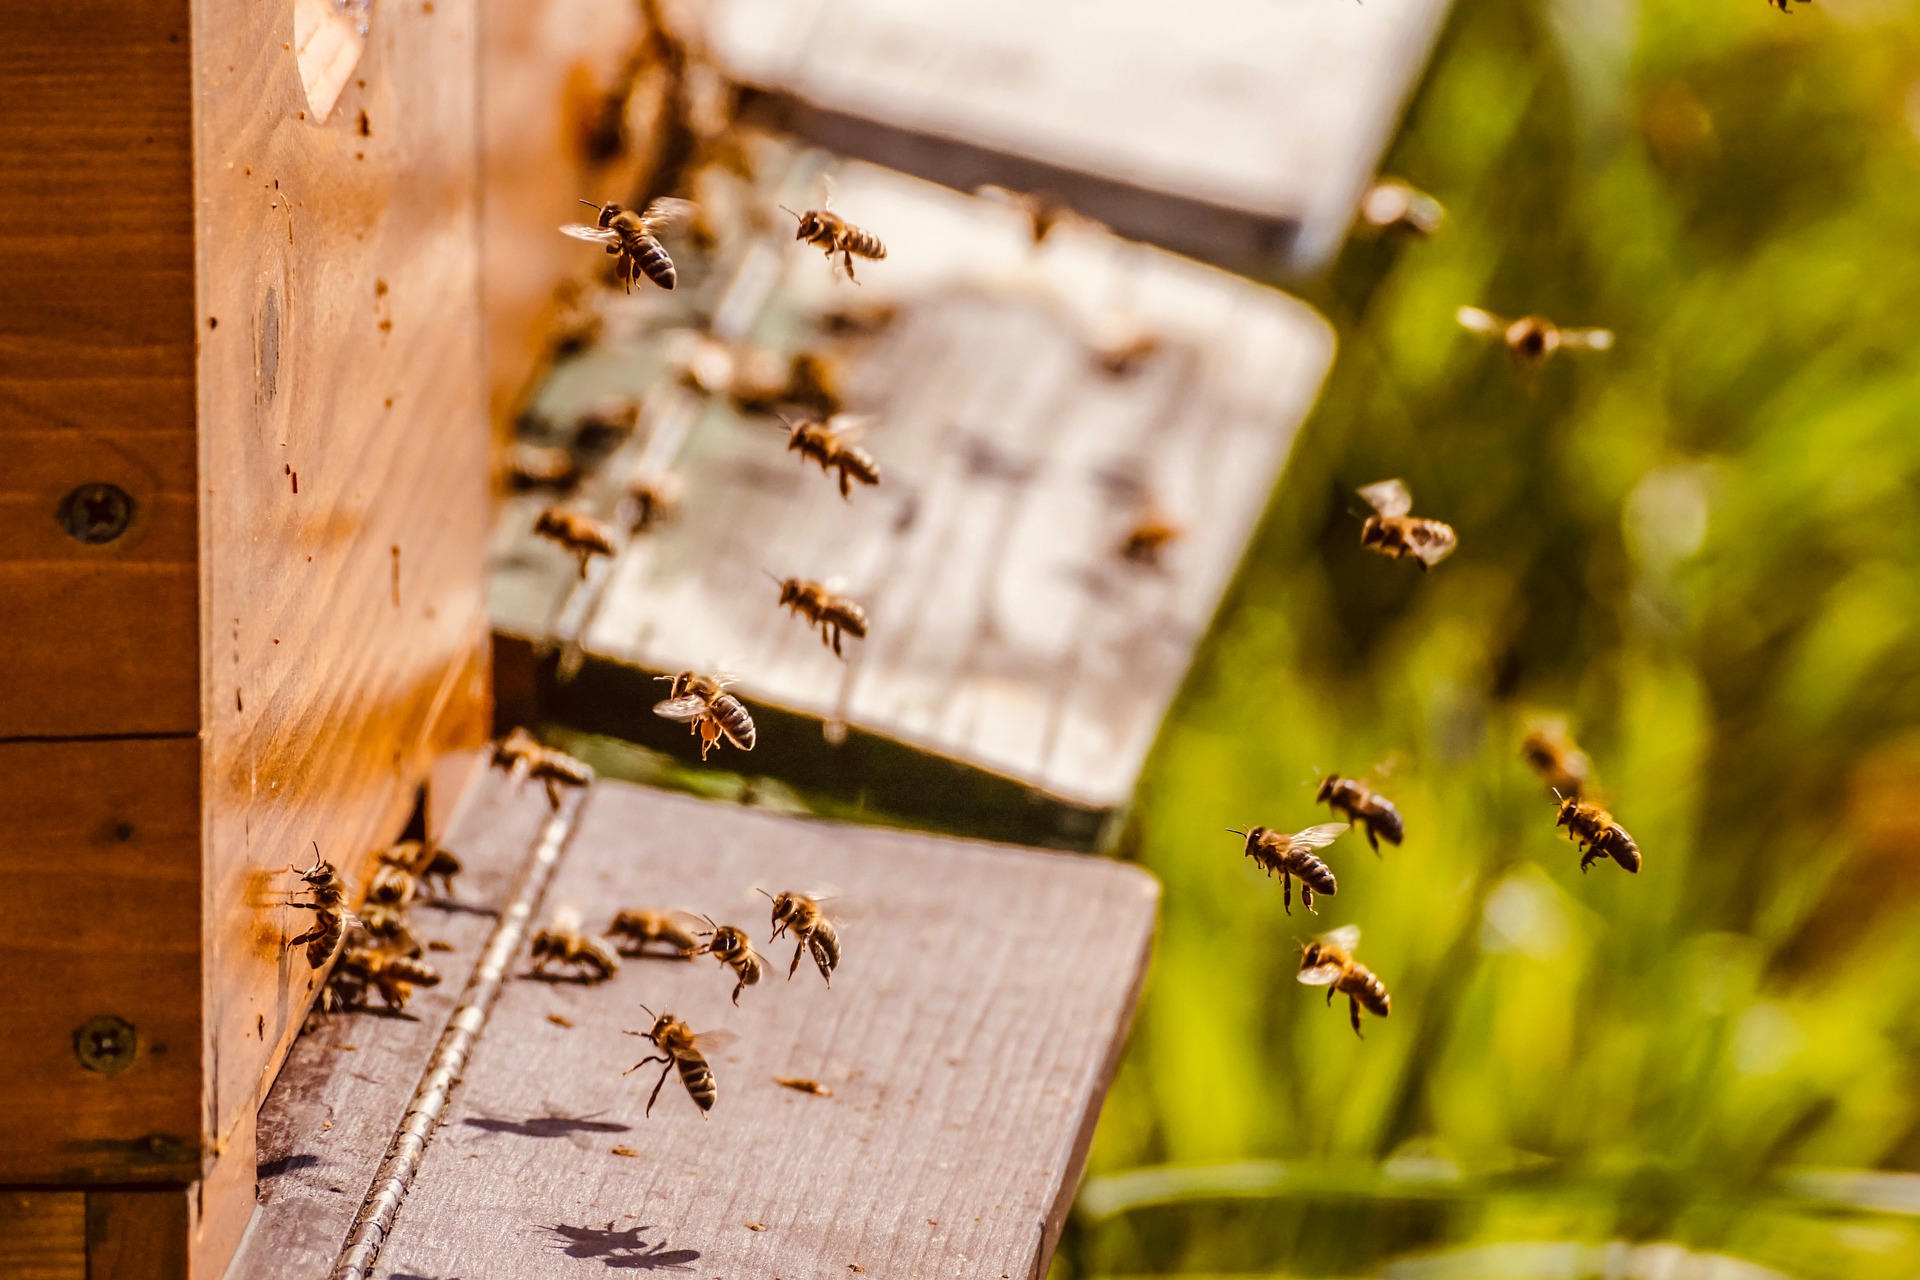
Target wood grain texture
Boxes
[0,738,201,1184]
[88,1188,190,1280]
[192,0,493,1188]
[0,0,198,736]
[224,768,561,1279]
[0,1191,86,1280]
[710,0,1452,274]
[367,781,1159,1279]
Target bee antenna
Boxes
[762,569,785,587]
[778,204,802,223]
[636,1002,655,1020]
[1225,827,1247,837]
[755,887,776,901]
[578,198,603,209]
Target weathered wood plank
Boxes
[0,1191,86,1280]
[87,1188,190,1280]
[710,0,1452,275]
[363,781,1159,1279]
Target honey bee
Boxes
[377,840,462,898]
[330,946,442,1012]
[354,904,423,959]
[974,184,1084,245]
[1297,924,1391,1038]
[1315,775,1405,854]
[758,889,840,985]
[1358,178,1446,237]
[560,196,698,292]
[781,184,886,281]
[573,395,642,447]
[781,415,881,500]
[529,907,621,982]
[1357,479,1459,571]
[494,726,595,809]
[506,442,580,492]
[694,916,763,1005]
[624,1006,734,1116]
[622,471,682,534]
[285,844,349,968]
[771,575,868,657]
[1456,307,1614,365]
[1119,499,1183,568]
[818,300,898,336]
[366,863,418,911]
[652,671,757,760]
[605,908,701,958]
[532,505,618,579]
[1555,793,1642,873]
[1230,823,1348,914]
[1522,720,1595,800]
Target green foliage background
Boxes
[1066,0,1920,1275]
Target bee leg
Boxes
[544,776,563,810]
[1349,996,1364,1039]
[731,976,744,1006]
[843,249,859,283]
[1366,826,1380,855]
[789,940,806,980]
[838,467,852,500]
[830,623,844,657]
[1326,986,1336,1007]
[647,1059,676,1116]
[1282,874,1292,915]
[1302,884,1316,914]
[811,938,833,987]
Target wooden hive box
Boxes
[0,2,491,1274]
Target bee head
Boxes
[1227,826,1267,857]
[1299,942,1327,969]
[1510,318,1552,358]
[595,201,624,228]
[1314,776,1340,804]
[782,205,824,240]
[1553,792,1578,826]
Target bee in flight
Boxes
[622,471,681,534]
[770,575,868,657]
[1554,792,1641,874]
[694,916,764,1006]
[1315,775,1404,854]
[782,181,886,281]
[624,1006,736,1116]
[532,505,618,579]
[1230,823,1347,915]
[1118,495,1183,569]
[780,415,881,501]
[605,908,701,958]
[1358,178,1446,238]
[493,726,594,809]
[1521,719,1594,800]
[974,184,1087,246]
[560,197,698,292]
[652,671,756,760]
[1297,924,1391,1038]
[1456,306,1613,366]
[284,843,350,968]
[528,907,621,982]
[1357,479,1458,571]
[759,889,840,986]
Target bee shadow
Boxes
[544,1223,701,1270]
[464,1113,631,1140]
[519,969,617,986]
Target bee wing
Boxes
[824,413,875,443]
[640,197,698,236]
[1560,327,1614,351]
[1411,522,1459,567]
[560,223,622,246]
[1356,479,1413,519]
[690,1029,741,1053]
[1319,924,1362,952]
[548,905,582,932]
[1291,823,1350,850]
[1456,306,1507,336]
[653,695,712,723]
[1297,964,1344,987]
[818,172,836,210]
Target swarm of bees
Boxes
[282,837,462,1016]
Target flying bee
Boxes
[622,471,681,534]
[494,726,595,809]
[1522,720,1595,800]
[694,916,763,1005]
[623,1006,736,1116]
[331,946,442,1012]
[1358,178,1446,237]
[818,300,898,336]
[1297,924,1391,1038]
[560,196,698,292]
[758,889,840,986]
[1456,306,1614,366]
[573,395,642,448]
[1315,775,1404,854]
[605,908,701,958]
[378,840,461,898]
[1230,823,1347,915]
[1554,793,1641,874]
[532,505,618,579]
[506,442,581,492]
[781,415,881,500]
[781,182,886,281]
[974,183,1086,245]
[652,670,756,760]
[771,575,868,657]
[284,843,350,968]
[1119,496,1184,569]
[1356,478,1458,571]
[529,907,621,982]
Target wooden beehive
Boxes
[0,2,490,1274]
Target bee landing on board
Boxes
[378,839,462,899]
[770,575,868,657]
[1297,925,1391,1038]
[652,671,757,760]
[1357,479,1458,571]
[1554,793,1642,874]
[328,947,442,1013]
[528,908,621,982]
[1456,306,1614,366]
[1358,178,1446,237]
[759,889,840,986]
[532,505,618,579]
[1521,720,1595,800]
[284,843,350,968]
[1230,824,1347,915]
[493,727,595,809]
[624,1007,734,1116]
[781,182,886,282]
[1315,775,1405,854]
[694,916,763,1005]
[605,908,701,959]
[560,197,698,292]
[780,415,881,500]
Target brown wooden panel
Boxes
[191,0,493,1195]
[0,1,198,737]
[369,783,1159,1279]
[0,1191,86,1280]
[0,739,201,1184]
[87,1188,189,1280]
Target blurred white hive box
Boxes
[711,0,1452,276]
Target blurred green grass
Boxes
[1066,0,1920,1276]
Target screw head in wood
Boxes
[58,483,135,544]
[74,1015,138,1074]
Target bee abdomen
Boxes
[713,694,756,751]
[810,922,841,973]
[678,1055,717,1111]
[847,229,887,260]
[831,603,868,637]
[1367,802,1405,846]
[1355,972,1391,1017]
[841,449,881,485]
[1294,853,1338,896]
[1603,828,1642,873]
[628,235,677,290]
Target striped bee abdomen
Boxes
[845,228,886,260]
[808,920,841,976]
[712,694,756,750]
[624,233,677,290]
[1352,970,1391,1017]
[678,1054,716,1111]
[1293,852,1338,895]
